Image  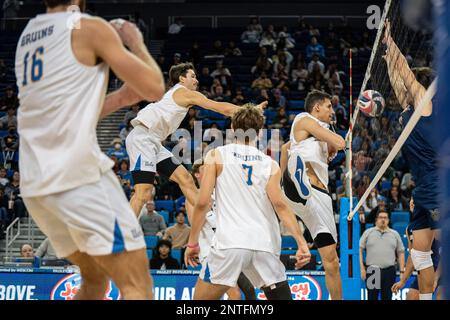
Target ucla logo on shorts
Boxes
[50,274,121,300]
[256,276,322,300]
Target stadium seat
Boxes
[281,236,297,249]
[159,210,170,224]
[144,235,159,249]
[146,249,154,259]
[381,180,392,192]
[171,249,182,265]
[391,211,410,224]
[366,223,374,229]
[155,200,175,212]
[175,196,185,211]
[288,100,305,110]
[392,222,409,236]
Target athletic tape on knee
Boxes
[410,248,433,271]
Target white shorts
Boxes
[23,170,146,258]
[285,187,337,243]
[199,247,286,288]
[125,125,173,173]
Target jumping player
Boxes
[185,104,311,300]
[280,90,345,300]
[126,62,267,216]
[383,19,439,300]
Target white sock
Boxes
[419,293,433,300]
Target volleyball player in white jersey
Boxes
[188,160,242,300]
[126,62,267,216]
[185,104,311,300]
[15,0,165,299]
[280,90,345,300]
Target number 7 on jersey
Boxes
[242,164,253,186]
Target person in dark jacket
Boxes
[149,239,180,270]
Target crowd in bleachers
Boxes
[0,15,423,271]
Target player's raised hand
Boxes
[110,19,144,50]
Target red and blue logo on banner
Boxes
[50,274,121,300]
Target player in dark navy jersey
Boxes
[383,19,439,300]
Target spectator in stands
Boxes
[327,73,343,95]
[215,40,227,56]
[5,171,27,221]
[272,88,286,109]
[266,24,277,39]
[357,175,371,200]
[157,55,169,75]
[20,244,34,258]
[210,60,232,87]
[203,122,223,143]
[150,239,180,270]
[180,108,197,130]
[271,65,290,92]
[35,238,58,260]
[252,52,273,75]
[2,86,19,109]
[272,49,293,74]
[363,188,381,213]
[173,52,182,66]
[331,95,347,119]
[307,68,326,92]
[189,41,201,66]
[123,104,139,124]
[168,17,184,35]
[106,138,127,161]
[118,159,132,184]
[0,107,17,129]
[241,25,260,44]
[211,85,230,103]
[359,210,405,300]
[335,107,347,130]
[224,40,242,57]
[198,66,213,88]
[232,87,246,105]
[307,54,325,74]
[291,61,309,91]
[270,107,289,129]
[278,26,296,46]
[366,197,388,224]
[306,36,325,60]
[259,31,277,52]
[163,211,191,249]
[0,186,9,237]
[387,186,405,212]
[249,17,263,34]
[1,126,19,152]
[359,31,372,52]
[138,200,167,237]
[277,31,295,50]
[401,173,415,199]
[251,72,273,90]
[0,59,7,82]
[119,120,133,143]
[0,167,9,186]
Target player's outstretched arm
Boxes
[383,20,432,115]
[185,149,219,267]
[174,88,268,117]
[266,161,311,269]
[78,18,165,117]
[297,117,345,150]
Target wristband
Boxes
[186,243,199,249]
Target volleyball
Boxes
[357,90,385,117]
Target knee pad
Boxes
[262,280,292,300]
[410,248,433,271]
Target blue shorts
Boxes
[410,205,440,231]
